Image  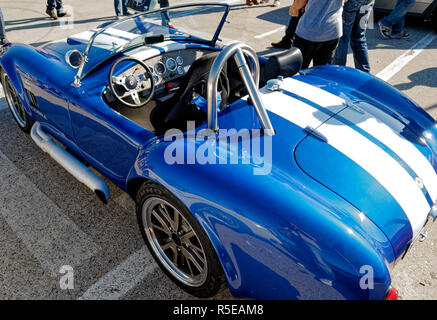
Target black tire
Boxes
[136,181,225,298]
[433,15,437,33]
[1,71,32,133]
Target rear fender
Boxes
[129,141,395,299]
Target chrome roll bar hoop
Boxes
[207,42,275,136]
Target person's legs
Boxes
[312,38,339,66]
[160,0,171,26]
[293,35,319,69]
[271,9,303,48]
[114,0,123,16]
[333,5,357,67]
[349,1,373,72]
[46,0,56,11]
[380,0,415,29]
[0,9,6,40]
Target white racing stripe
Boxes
[261,78,431,236]
[285,78,437,204]
[341,106,437,202]
[318,116,430,236]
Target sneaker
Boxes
[0,38,8,46]
[391,31,410,39]
[378,20,391,39]
[271,39,291,49]
[273,0,280,7]
[46,9,58,20]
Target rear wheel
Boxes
[433,14,437,32]
[136,182,225,297]
[1,71,31,133]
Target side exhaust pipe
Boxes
[31,122,110,204]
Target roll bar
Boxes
[207,42,275,136]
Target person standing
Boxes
[271,9,304,49]
[378,0,415,39]
[46,0,68,20]
[0,8,7,46]
[292,0,345,69]
[333,0,374,73]
[114,0,131,19]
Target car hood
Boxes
[258,77,437,258]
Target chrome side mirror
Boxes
[65,50,85,69]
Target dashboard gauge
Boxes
[176,56,183,65]
[148,66,154,74]
[166,58,177,72]
[154,62,166,75]
[153,75,160,84]
[177,66,185,75]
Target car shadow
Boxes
[394,67,437,90]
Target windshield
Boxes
[76,3,229,81]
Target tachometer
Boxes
[154,62,166,75]
[166,58,177,72]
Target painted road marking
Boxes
[254,26,286,39]
[376,32,437,81]
[79,247,157,300]
[0,149,100,277]
[0,84,6,111]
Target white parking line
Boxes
[254,26,285,39]
[376,32,437,82]
[79,247,157,300]
[0,85,6,111]
[0,150,101,277]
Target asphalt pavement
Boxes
[0,0,436,300]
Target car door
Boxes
[68,83,155,184]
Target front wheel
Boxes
[1,71,31,133]
[136,182,225,297]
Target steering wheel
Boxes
[108,57,155,108]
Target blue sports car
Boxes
[1,3,436,300]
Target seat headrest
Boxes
[264,47,303,80]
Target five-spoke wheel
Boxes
[136,182,225,297]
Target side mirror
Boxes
[65,50,84,69]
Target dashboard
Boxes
[143,48,214,92]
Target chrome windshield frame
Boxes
[73,2,230,87]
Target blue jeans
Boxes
[46,0,63,11]
[160,0,170,27]
[0,9,5,39]
[114,0,129,16]
[380,0,416,35]
[333,0,374,73]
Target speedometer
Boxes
[166,58,177,72]
[154,62,166,75]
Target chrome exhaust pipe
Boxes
[30,122,110,204]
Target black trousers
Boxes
[281,9,304,46]
[293,35,339,69]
